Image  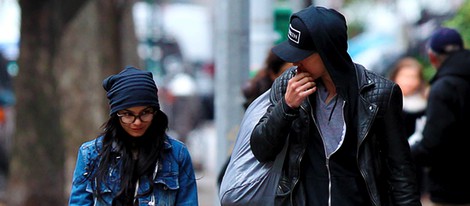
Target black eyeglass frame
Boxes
[116,107,156,124]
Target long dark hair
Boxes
[93,108,168,204]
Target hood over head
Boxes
[273,5,356,97]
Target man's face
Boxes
[293,53,327,80]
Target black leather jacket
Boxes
[251,65,422,206]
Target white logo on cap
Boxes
[288,24,301,44]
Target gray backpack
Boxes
[219,89,288,205]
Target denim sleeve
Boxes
[175,144,199,206]
[69,145,94,206]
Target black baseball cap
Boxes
[272,17,317,62]
[429,27,463,54]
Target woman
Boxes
[69,66,198,206]
[389,57,429,200]
[389,57,428,140]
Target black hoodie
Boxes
[412,49,470,204]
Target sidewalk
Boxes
[186,121,220,206]
[196,170,218,206]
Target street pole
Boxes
[250,0,276,73]
[214,0,249,205]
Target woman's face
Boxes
[394,66,421,96]
[117,106,155,137]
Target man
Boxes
[250,5,422,206]
[411,27,470,206]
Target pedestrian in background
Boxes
[411,27,470,206]
[217,48,292,187]
[389,57,430,202]
[250,5,421,205]
[69,66,198,206]
[0,52,12,203]
[389,57,428,139]
[241,49,292,109]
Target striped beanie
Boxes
[103,66,160,115]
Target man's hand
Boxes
[285,71,316,108]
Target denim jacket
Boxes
[69,135,198,206]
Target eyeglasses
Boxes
[117,107,156,124]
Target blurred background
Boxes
[0,0,469,205]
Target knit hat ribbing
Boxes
[103,66,160,115]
